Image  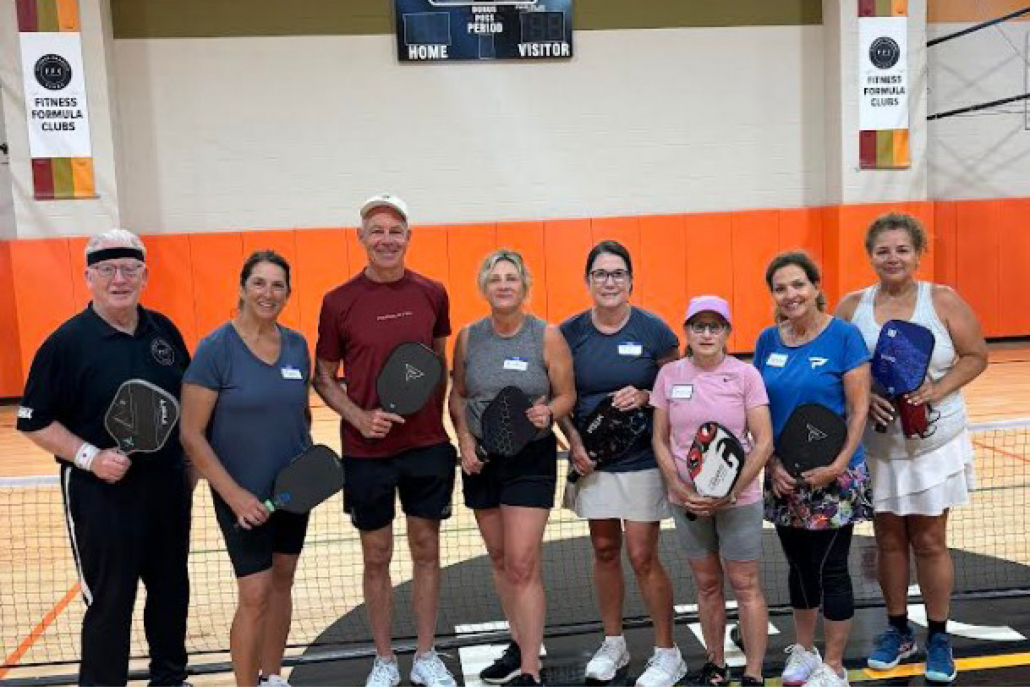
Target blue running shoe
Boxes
[925,634,957,683]
[867,626,918,671]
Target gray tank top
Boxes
[852,281,968,457]
[464,314,551,440]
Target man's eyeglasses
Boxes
[589,269,630,284]
[90,263,143,279]
[688,322,726,335]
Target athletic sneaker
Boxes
[867,626,918,670]
[584,636,631,681]
[925,634,957,683]
[635,646,688,687]
[480,642,522,684]
[508,674,542,686]
[781,644,822,686]
[260,675,291,687]
[410,649,457,687]
[687,660,728,685]
[802,663,849,687]
[365,657,400,687]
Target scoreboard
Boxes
[395,0,573,62]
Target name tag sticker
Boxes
[618,342,643,357]
[767,353,788,368]
[503,357,529,372]
[671,384,694,400]
[281,366,303,380]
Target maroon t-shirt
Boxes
[316,269,451,458]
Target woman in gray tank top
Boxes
[836,213,987,684]
[449,249,575,687]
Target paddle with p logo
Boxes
[376,342,444,416]
[777,403,848,484]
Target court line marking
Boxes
[0,583,80,678]
[973,439,1030,465]
[857,650,1030,682]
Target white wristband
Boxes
[74,443,99,471]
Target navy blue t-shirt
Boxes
[560,307,679,472]
[184,323,312,498]
[754,317,870,468]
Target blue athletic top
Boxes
[185,323,312,498]
[560,307,679,472]
[754,317,869,468]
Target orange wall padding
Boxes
[0,197,1026,398]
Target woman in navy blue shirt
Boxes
[754,252,871,687]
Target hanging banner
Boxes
[16,0,95,199]
[858,0,910,169]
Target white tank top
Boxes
[851,282,968,458]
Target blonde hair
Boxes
[477,248,532,297]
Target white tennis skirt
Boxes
[871,429,975,517]
[568,467,672,522]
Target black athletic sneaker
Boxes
[480,642,522,684]
[688,661,729,686]
[740,675,765,686]
[509,673,542,686]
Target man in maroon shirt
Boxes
[314,194,457,687]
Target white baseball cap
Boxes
[360,193,409,223]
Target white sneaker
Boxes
[584,636,631,681]
[635,646,688,687]
[263,676,291,687]
[802,663,849,687]
[411,649,457,687]
[782,644,822,686]
[365,656,401,687]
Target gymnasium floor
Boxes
[2,343,1030,686]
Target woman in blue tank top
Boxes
[449,249,575,686]
[836,213,987,684]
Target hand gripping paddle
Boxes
[678,421,746,520]
[871,319,936,438]
[104,379,181,456]
[376,342,444,416]
[264,444,344,515]
[476,386,536,462]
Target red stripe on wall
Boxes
[859,0,877,17]
[31,160,55,200]
[16,0,38,31]
[859,131,878,169]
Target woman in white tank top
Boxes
[836,213,987,685]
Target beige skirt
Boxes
[568,467,672,522]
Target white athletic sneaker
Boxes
[410,649,457,687]
[365,656,401,687]
[263,675,291,687]
[584,636,631,681]
[635,646,688,687]
[802,663,849,687]
[782,644,822,686]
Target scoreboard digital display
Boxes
[395,0,573,62]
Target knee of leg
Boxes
[505,555,538,588]
[727,566,762,602]
[627,545,658,578]
[237,581,272,615]
[363,542,393,571]
[911,527,948,560]
[593,540,622,567]
[693,569,724,599]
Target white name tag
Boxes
[766,353,788,368]
[280,367,303,380]
[671,384,694,399]
[618,342,643,357]
[503,357,529,372]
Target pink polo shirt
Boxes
[651,355,769,507]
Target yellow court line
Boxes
[856,651,1030,682]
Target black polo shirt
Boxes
[17,303,191,467]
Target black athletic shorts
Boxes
[212,489,310,578]
[343,441,457,532]
[463,433,558,510]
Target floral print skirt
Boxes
[764,462,873,529]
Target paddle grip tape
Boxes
[74,442,99,471]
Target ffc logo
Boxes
[34,54,72,90]
[869,36,901,70]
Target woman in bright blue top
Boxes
[754,252,871,687]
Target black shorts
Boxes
[463,433,558,510]
[343,442,457,532]
[212,489,310,578]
